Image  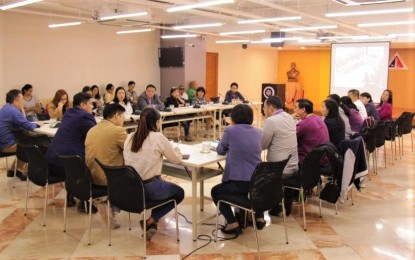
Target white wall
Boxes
[206,38,279,102]
[1,12,161,102]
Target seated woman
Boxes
[21,84,42,121]
[111,87,133,115]
[377,89,393,122]
[340,96,363,134]
[211,104,263,234]
[123,107,184,241]
[48,89,71,120]
[321,99,345,148]
[165,87,193,141]
[91,85,103,107]
[360,92,379,120]
[192,87,213,129]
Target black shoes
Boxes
[7,169,27,181]
[220,224,242,235]
[77,201,98,214]
[255,220,266,230]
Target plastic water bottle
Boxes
[218,94,222,103]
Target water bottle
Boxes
[218,94,222,103]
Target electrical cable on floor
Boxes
[178,212,239,260]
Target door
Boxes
[205,52,218,101]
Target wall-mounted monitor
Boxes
[159,47,184,67]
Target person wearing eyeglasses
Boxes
[138,84,165,111]
[294,99,329,165]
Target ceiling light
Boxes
[0,0,42,10]
[332,0,405,6]
[251,37,303,44]
[351,35,396,40]
[161,34,198,39]
[238,16,301,24]
[216,39,250,43]
[326,7,413,17]
[173,23,222,30]
[99,12,147,21]
[167,0,234,13]
[298,39,321,43]
[281,25,338,32]
[388,33,415,37]
[219,30,265,36]
[116,29,152,34]
[48,22,82,28]
[319,35,368,40]
[358,20,415,27]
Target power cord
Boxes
[178,212,239,260]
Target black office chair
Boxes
[95,159,179,258]
[10,129,51,187]
[401,112,415,153]
[374,121,389,170]
[385,114,405,162]
[283,148,327,231]
[214,158,290,259]
[21,144,65,226]
[58,155,107,245]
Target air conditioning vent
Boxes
[332,0,405,5]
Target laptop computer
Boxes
[210,97,220,103]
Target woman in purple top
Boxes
[377,89,393,121]
[340,96,363,133]
[211,104,262,234]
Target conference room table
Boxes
[162,142,226,241]
[35,101,262,139]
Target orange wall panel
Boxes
[278,48,415,112]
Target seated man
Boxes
[223,82,246,119]
[294,99,329,165]
[137,84,165,111]
[224,82,245,103]
[348,89,367,120]
[46,92,96,210]
[0,89,44,180]
[262,96,299,216]
[85,103,127,229]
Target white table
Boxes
[162,143,225,241]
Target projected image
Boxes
[330,42,390,102]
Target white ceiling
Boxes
[2,0,415,46]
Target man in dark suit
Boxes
[46,92,96,211]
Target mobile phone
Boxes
[182,154,190,159]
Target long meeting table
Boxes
[162,143,225,241]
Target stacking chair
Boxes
[95,159,179,258]
[283,148,327,231]
[21,144,65,226]
[363,125,377,177]
[374,121,389,169]
[58,155,107,245]
[401,112,415,153]
[214,159,290,259]
[10,129,51,187]
[385,114,405,162]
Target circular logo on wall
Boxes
[263,86,275,98]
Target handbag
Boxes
[319,182,340,203]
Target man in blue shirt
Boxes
[46,92,96,211]
[0,89,44,180]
